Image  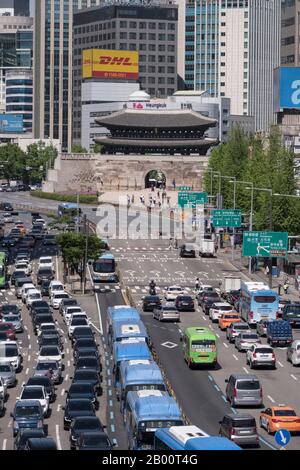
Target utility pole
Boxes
[82,214,88,294]
[76,194,80,234]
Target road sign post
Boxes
[275,429,291,449]
[242,232,288,289]
[178,192,208,209]
[212,209,242,262]
[177,185,192,191]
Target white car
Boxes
[50,292,70,309]
[0,341,22,371]
[209,302,234,323]
[15,262,32,275]
[68,317,89,338]
[20,283,35,302]
[34,218,46,228]
[15,255,30,264]
[287,340,300,366]
[18,385,49,417]
[246,344,276,369]
[38,257,54,270]
[63,306,84,325]
[2,213,13,223]
[38,346,63,368]
[49,281,64,297]
[165,286,184,301]
[26,289,42,308]
[36,322,56,337]
[0,376,7,401]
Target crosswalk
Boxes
[112,246,174,253]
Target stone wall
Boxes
[43,153,209,193]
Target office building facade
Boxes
[33,0,102,151]
[185,0,280,131]
[281,0,300,66]
[72,1,178,145]
[0,0,29,17]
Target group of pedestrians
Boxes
[126,188,171,210]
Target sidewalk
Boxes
[218,246,299,302]
[98,188,178,212]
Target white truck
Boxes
[199,239,215,258]
[221,276,241,297]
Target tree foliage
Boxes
[204,125,300,235]
[56,232,102,272]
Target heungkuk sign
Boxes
[274,67,300,111]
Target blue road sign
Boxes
[275,429,291,447]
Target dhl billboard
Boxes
[83,49,139,80]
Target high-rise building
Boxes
[0,0,30,17]
[33,0,102,151]
[185,0,281,131]
[72,1,178,146]
[0,14,33,115]
[281,0,300,66]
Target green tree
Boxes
[71,145,88,154]
[0,144,25,183]
[93,143,103,154]
[56,232,102,273]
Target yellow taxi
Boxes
[260,406,300,434]
[218,313,240,331]
[15,222,26,235]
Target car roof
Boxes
[230,374,259,380]
[271,406,296,412]
[225,413,255,420]
[15,399,42,407]
[213,302,231,307]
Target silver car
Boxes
[0,362,16,387]
[219,413,259,447]
[287,340,300,366]
[225,374,263,407]
[235,332,261,352]
[34,360,62,385]
[226,323,251,343]
[153,305,180,322]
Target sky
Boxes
[30,0,34,16]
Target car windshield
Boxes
[75,371,96,381]
[77,358,97,366]
[74,328,92,335]
[162,307,178,312]
[36,362,58,371]
[70,384,93,393]
[22,388,44,399]
[255,348,273,354]
[0,346,18,357]
[38,269,52,275]
[224,315,239,319]
[69,401,92,411]
[274,410,296,417]
[242,334,258,340]
[82,435,110,447]
[218,306,233,311]
[29,293,41,299]
[254,296,276,303]
[40,259,52,264]
[178,296,192,301]
[237,380,260,390]
[75,419,100,430]
[0,364,11,372]
[40,347,59,355]
[72,319,87,326]
[2,315,20,322]
[145,296,159,301]
[75,340,95,348]
[54,294,68,299]
[15,406,40,417]
[169,287,181,292]
[52,285,64,291]
[67,308,82,314]
[1,305,19,314]
[234,324,249,330]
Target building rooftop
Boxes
[95,137,218,147]
[96,109,217,129]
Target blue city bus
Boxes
[57,203,81,217]
[110,319,149,351]
[119,360,167,414]
[113,339,152,398]
[106,306,140,341]
[124,390,184,450]
[239,281,279,326]
[91,253,117,283]
[154,426,242,450]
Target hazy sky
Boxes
[30,0,34,16]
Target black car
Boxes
[62,398,95,431]
[27,376,56,403]
[75,431,114,451]
[282,303,300,327]
[38,334,63,352]
[175,295,195,311]
[43,235,56,246]
[2,236,16,247]
[142,295,161,312]
[73,338,98,359]
[69,417,104,450]
[24,437,57,450]
[71,327,95,345]
[31,307,51,321]
[180,243,196,258]
[37,267,55,284]
[37,324,58,337]
[33,314,55,334]
[198,290,220,307]
[226,290,241,306]
[10,270,27,286]
[202,295,222,315]
[0,202,13,211]
[71,369,102,396]
[14,428,46,450]
[59,298,79,316]
[75,357,102,377]
[30,300,50,314]
[0,304,20,317]
[41,280,51,296]
[66,383,99,410]
[74,348,101,365]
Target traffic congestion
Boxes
[0,200,300,451]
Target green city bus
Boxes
[0,251,8,288]
[182,327,217,368]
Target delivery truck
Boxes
[221,276,241,297]
[199,239,215,258]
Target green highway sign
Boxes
[242,231,288,258]
[178,191,208,208]
[177,185,192,191]
[212,209,242,228]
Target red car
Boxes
[175,295,195,311]
[0,322,16,340]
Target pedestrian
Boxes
[167,196,170,205]
[140,195,143,204]
[131,194,134,204]
[158,201,161,209]
[172,178,176,190]
[151,184,155,192]
[157,190,160,199]
[168,237,173,250]
[153,198,156,206]
[142,196,145,205]
[283,278,289,294]
[195,277,200,290]
[175,237,178,249]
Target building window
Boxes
[120,21,127,28]
[129,22,137,28]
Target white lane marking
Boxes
[65,374,69,381]
[233,354,239,361]
[67,361,70,367]
[25,368,29,375]
[243,367,249,375]
[215,333,220,338]
[277,361,284,368]
[202,316,207,321]
[56,404,61,412]
[56,425,62,450]
[267,395,275,403]
[24,325,28,331]
[223,342,229,349]
[291,374,298,381]
[28,335,30,340]
[61,389,65,396]
[88,265,103,334]
[66,348,69,355]
[28,356,31,361]
[29,345,31,350]
[2,439,7,450]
